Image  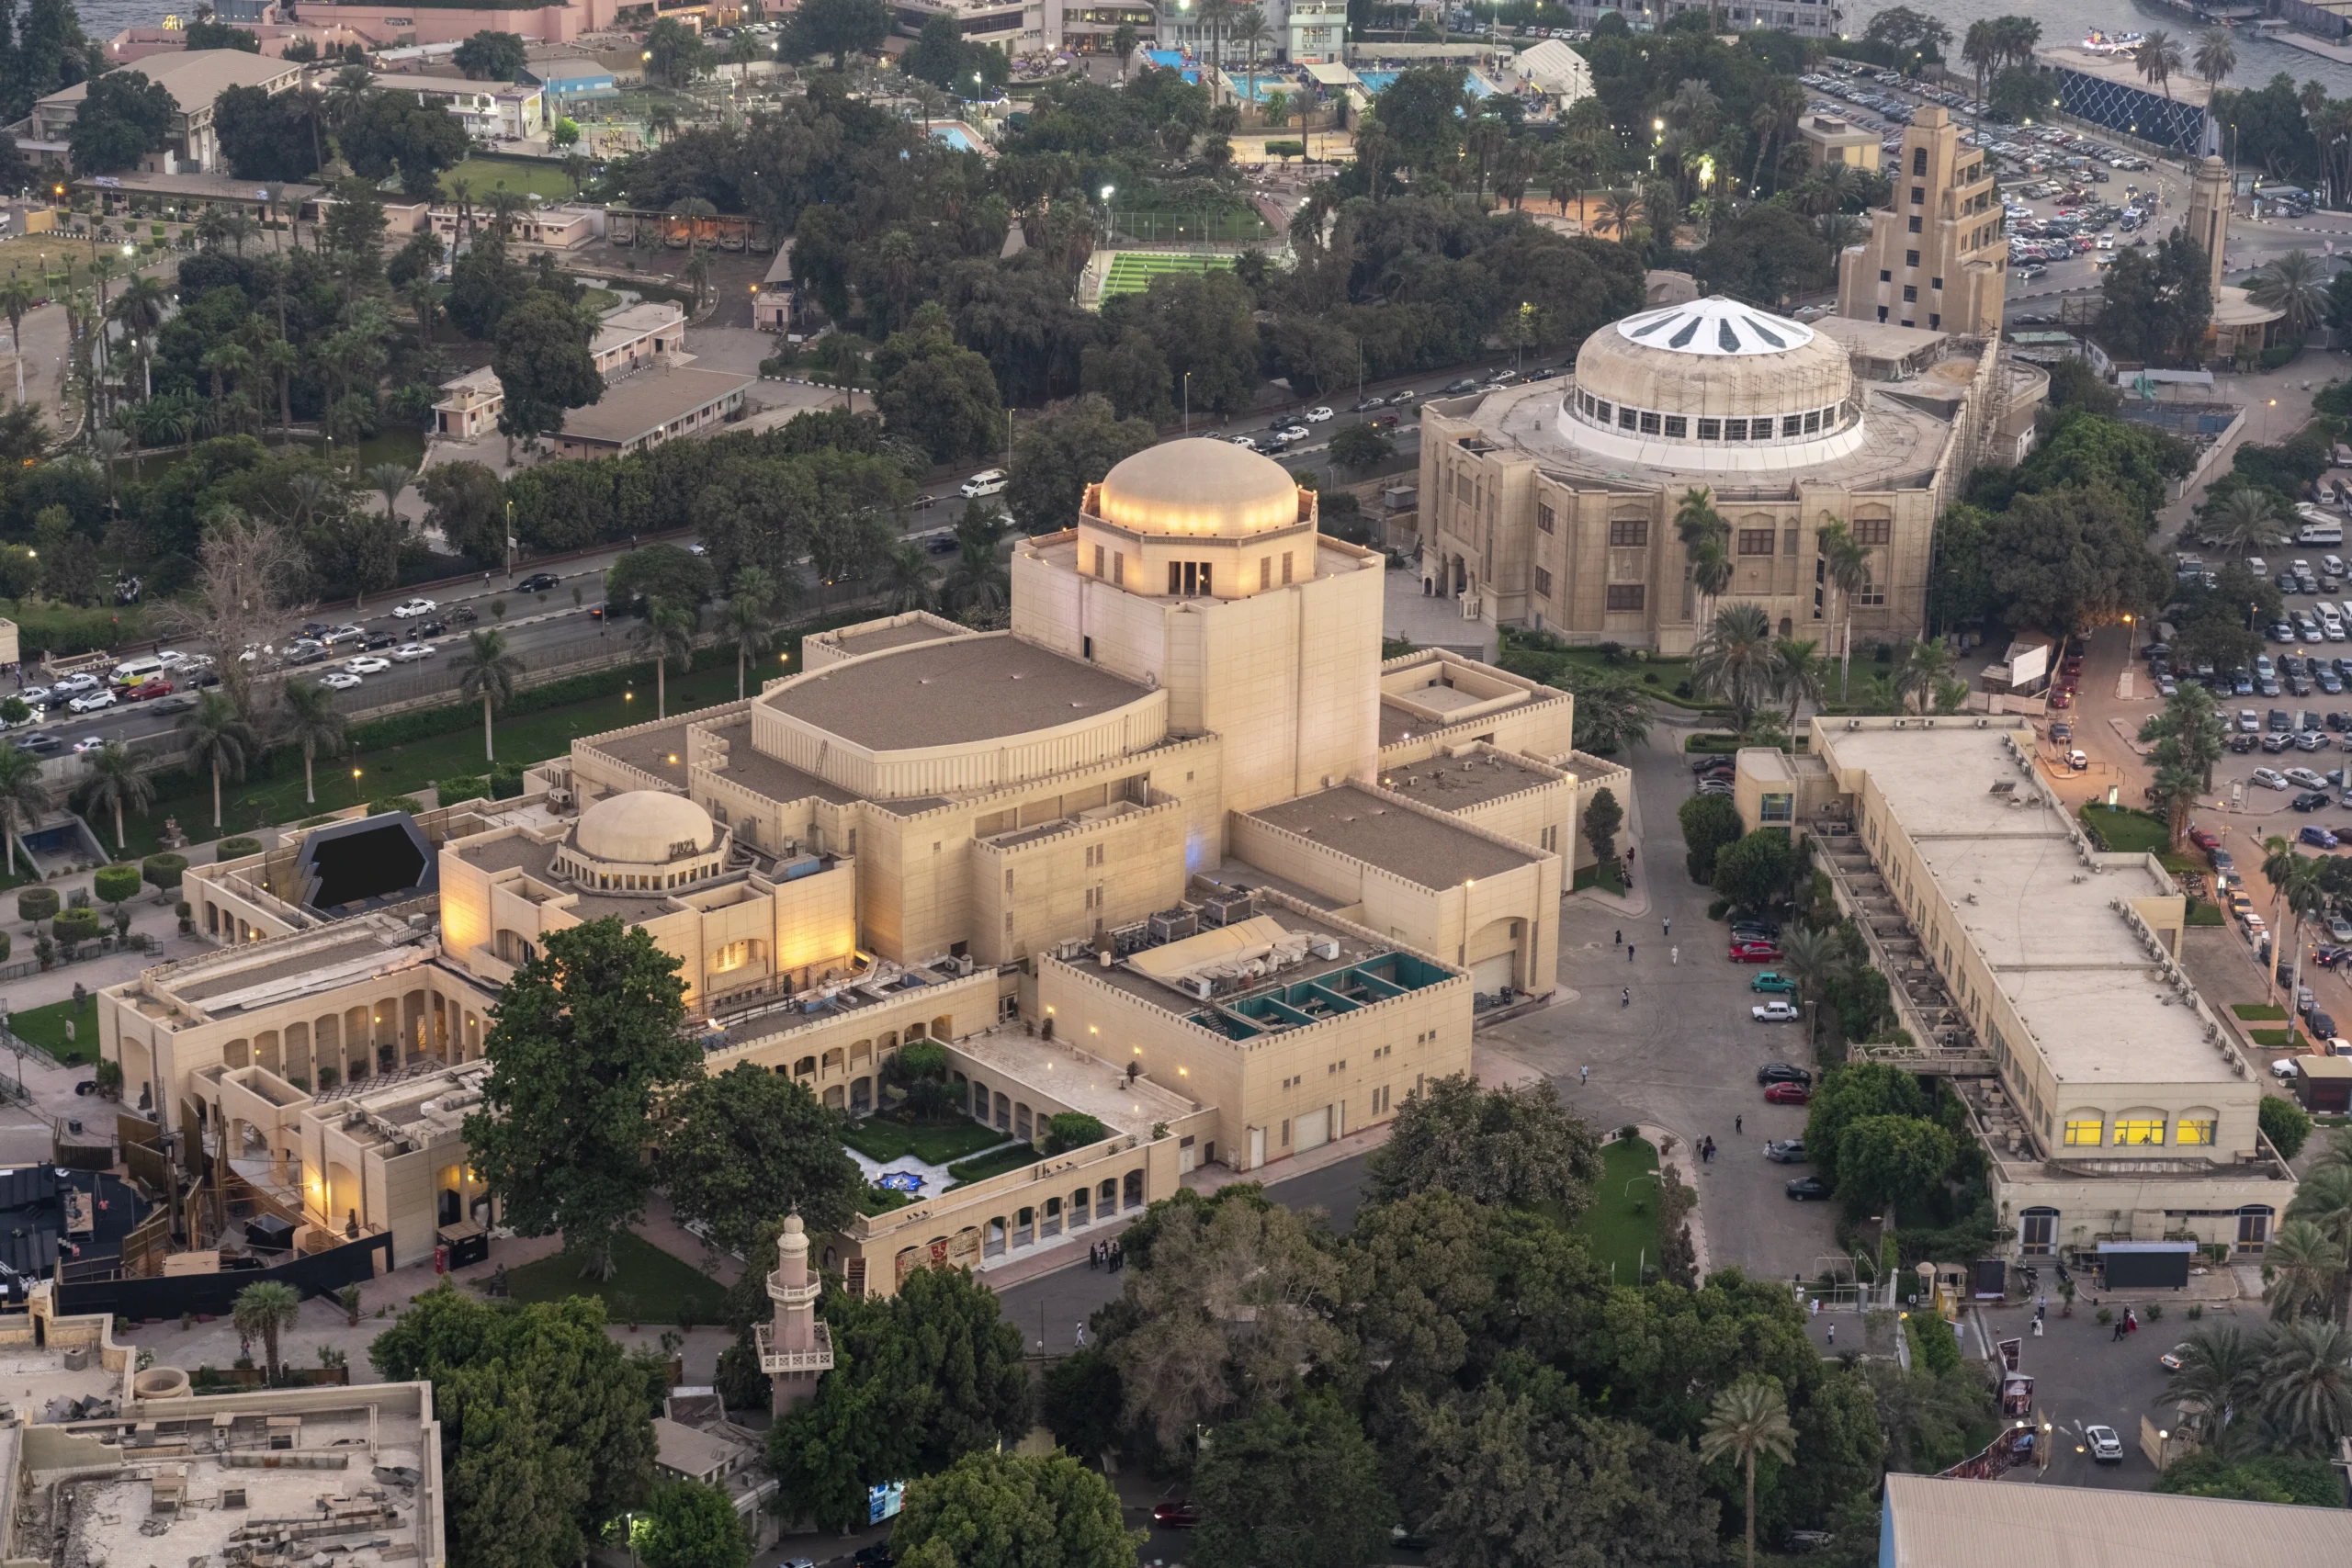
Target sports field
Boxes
[1100,251,1237,300]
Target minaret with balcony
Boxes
[756,1214,833,1415]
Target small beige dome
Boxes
[574,790,715,865]
[1095,438,1305,537]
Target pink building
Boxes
[282,1,622,45]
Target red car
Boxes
[1152,1503,1200,1529]
[2049,690,2072,709]
[128,679,175,702]
[2188,825,2220,852]
[1729,942,1782,963]
[1763,1081,1812,1106]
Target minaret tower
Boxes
[2187,115,2232,301]
[757,1214,833,1416]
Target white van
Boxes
[960,469,1007,500]
[109,654,169,690]
[2301,520,2345,546]
[2320,604,2343,636]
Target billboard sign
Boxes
[867,1482,905,1525]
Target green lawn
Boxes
[498,1230,725,1325]
[1493,638,1706,709]
[1568,1135,1663,1285]
[110,653,775,863]
[2233,1003,2289,1021]
[2251,1028,2315,1050]
[1572,860,1625,894]
[440,157,582,205]
[2187,900,2226,927]
[947,1144,1042,1187]
[841,1115,1010,1166]
[1111,197,1271,245]
[2079,805,2172,856]
[6,995,102,1066]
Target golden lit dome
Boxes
[573,790,716,865]
[1093,438,1306,536]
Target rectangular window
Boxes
[2114,1119,2166,1146]
[1904,249,1919,267]
[1093,544,1106,578]
[1877,306,1889,321]
[1605,584,1645,611]
[1281,552,1293,584]
[1619,406,1638,430]
[1260,556,1272,589]
[1853,518,1891,546]
[1663,415,1687,437]
[1638,411,1660,434]
[1929,312,1940,329]
[1169,561,1182,595]
[1535,502,1555,534]
[1930,276,1943,290]
[1784,529,1799,555]
[1724,419,1747,440]
[1698,418,1722,440]
[1201,563,1214,594]
[1759,793,1792,823]
[1593,399,1612,422]
[1113,551,1124,586]
[1912,146,1927,176]
[1782,414,1804,436]
[1902,285,1917,302]
[1738,529,1776,556]
[1804,411,1821,433]
[1907,216,1922,233]
[2063,1119,2103,1146]
[1533,566,1553,596]
[1608,518,1648,547]
[1909,186,1925,205]
[2177,1118,2217,1146]
[1879,269,1892,283]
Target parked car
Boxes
[1304,406,1333,423]
[2302,824,2340,848]
[1729,941,1782,963]
[2293,791,2330,813]
[2251,768,2292,790]
[1752,1000,1802,1022]
[1784,1175,1832,1200]
[1763,1082,1813,1106]
[1757,1063,1814,1086]
[391,598,438,618]
[1153,1503,1201,1529]
[1764,1139,1806,1163]
[1751,971,1798,993]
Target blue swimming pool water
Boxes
[1228,75,1304,100]
[1464,72,1496,98]
[931,124,979,152]
[1356,70,1397,94]
[1146,49,1188,68]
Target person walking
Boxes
[1581,1065,1590,1086]
[2031,1315,2043,1337]
[1628,944,1636,961]
[1670,945,1679,965]
[1075,1323,1088,1348]
[1620,987,1630,1007]
[1614,929,1623,945]
[1826,1321,1835,1347]
[1735,1114,1743,1134]
[1662,916,1671,937]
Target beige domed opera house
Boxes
[1417,112,2048,656]
[99,439,1629,1301]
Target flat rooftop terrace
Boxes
[1821,724,2231,1088]
[831,619,968,657]
[951,1028,1194,1134]
[0,1342,120,1420]
[1246,783,1541,889]
[1378,749,1558,808]
[1079,902,1455,1032]
[763,635,1151,750]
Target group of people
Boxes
[1695,1134,1720,1163]
[2109,1304,2142,1341]
[1089,1238,1125,1271]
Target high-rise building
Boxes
[1835,106,2007,336]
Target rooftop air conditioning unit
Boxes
[1975,717,1988,728]
[1148,908,1199,944]
[1894,718,1908,728]
[1923,718,1937,728]
[1848,719,1861,729]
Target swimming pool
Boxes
[931,124,980,152]
[1227,75,1303,100]
[1356,70,1397,94]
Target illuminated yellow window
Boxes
[2113,1119,2165,1146]
[2176,1119,2217,1146]
[709,940,753,975]
[2063,1119,2103,1145]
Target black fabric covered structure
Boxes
[297,811,436,917]
[0,1165,143,1303]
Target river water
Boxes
[62,0,2352,97]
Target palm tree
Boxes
[178,690,256,832]
[876,542,937,613]
[1195,0,1235,69]
[632,599,696,718]
[2260,837,2331,1010]
[1698,1377,1796,1568]
[0,275,35,372]
[1746,81,1803,198]
[232,1280,302,1382]
[1894,637,1959,715]
[1775,923,1847,1047]
[1675,486,1731,621]
[2147,762,2203,850]
[0,747,51,879]
[910,81,951,135]
[2194,27,2237,96]
[71,741,153,853]
[279,679,347,807]
[1228,6,1270,104]
[2257,1317,2352,1450]
[2287,1162,2352,1324]
[2201,485,2290,556]
[2139,682,2226,790]
[1962,19,2000,107]
[2165,1322,2266,1439]
[365,461,411,531]
[1771,637,1826,733]
[1592,188,1644,245]
[2135,30,2185,99]
[90,429,128,515]
[2246,251,2332,338]
[2265,1219,2346,1323]
[718,567,786,701]
[1815,519,1870,699]
[943,537,1012,619]
[258,334,299,442]
[452,628,525,763]
[1691,604,1778,737]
